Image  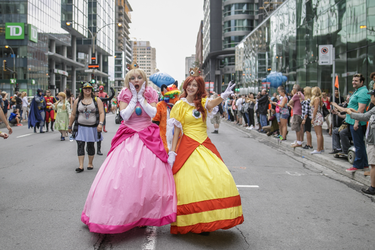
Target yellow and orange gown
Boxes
[168,97,244,234]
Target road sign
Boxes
[10,78,16,84]
[319,45,333,65]
[88,64,99,69]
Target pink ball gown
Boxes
[81,86,177,234]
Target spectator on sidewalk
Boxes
[345,90,375,194]
[21,91,28,121]
[290,84,305,148]
[15,92,22,116]
[0,89,3,111]
[322,92,331,134]
[232,95,238,123]
[9,108,22,126]
[1,91,9,119]
[246,93,256,129]
[211,93,222,134]
[270,86,289,140]
[369,72,375,90]
[329,110,351,155]
[310,87,324,154]
[236,94,244,126]
[263,109,279,136]
[301,87,313,149]
[257,89,269,133]
[343,74,370,173]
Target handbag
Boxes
[322,104,329,118]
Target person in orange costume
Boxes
[44,90,57,132]
[153,85,180,153]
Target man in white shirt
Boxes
[236,95,243,125]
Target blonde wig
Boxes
[124,69,148,89]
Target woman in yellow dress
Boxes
[168,68,244,235]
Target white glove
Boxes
[138,83,157,118]
[168,151,177,168]
[129,82,138,97]
[220,81,236,100]
[120,83,138,121]
[137,82,146,100]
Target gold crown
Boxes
[127,61,139,70]
[189,67,200,77]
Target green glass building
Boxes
[235,0,375,96]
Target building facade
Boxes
[0,0,117,97]
[235,0,375,96]
[195,20,203,70]
[114,0,132,89]
[202,0,263,94]
[132,40,157,88]
[185,54,196,78]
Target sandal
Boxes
[76,168,84,173]
[87,166,94,170]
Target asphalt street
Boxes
[1,114,375,250]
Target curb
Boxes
[223,119,371,187]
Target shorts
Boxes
[280,113,289,120]
[276,113,280,123]
[9,118,17,124]
[304,117,311,132]
[312,112,324,127]
[367,144,375,165]
[210,113,221,125]
[291,115,303,132]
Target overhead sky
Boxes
[129,0,204,85]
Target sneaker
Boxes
[362,187,375,195]
[302,145,310,149]
[211,130,218,134]
[17,124,22,126]
[291,143,302,148]
[346,167,358,173]
[310,150,322,154]
[249,125,254,130]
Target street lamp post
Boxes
[66,21,122,85]
[5,45,15,79]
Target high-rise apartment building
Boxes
[202,0,264,93]
[114,0,133,89]
[195,21,203,70]
[132,40,157,88]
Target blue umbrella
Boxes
[149,72,175,88]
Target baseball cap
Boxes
[82,82,93,89]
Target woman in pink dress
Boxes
[81,66,177,234]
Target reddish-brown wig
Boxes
[181,76,208,121]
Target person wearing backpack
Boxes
[68,82,105,173]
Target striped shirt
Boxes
[301,99,312,119]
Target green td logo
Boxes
[6,23,25,40]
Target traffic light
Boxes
[90,79,96,84]
[15,83,19,92]
[3,60,6,71]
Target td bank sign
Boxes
[5,23,38,43]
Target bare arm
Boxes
[170,126,181,152]
[68,99,79,128]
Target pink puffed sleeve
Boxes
[117,88,132,104]
[144,86,158,103]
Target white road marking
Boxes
[16,134,32,138]
[236,185,259,188]
[142,226,157,250]
[286,171,305,176]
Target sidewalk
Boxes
[223,118,371,187]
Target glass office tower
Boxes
[236,0,375,96]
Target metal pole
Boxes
[331,47,335,130]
